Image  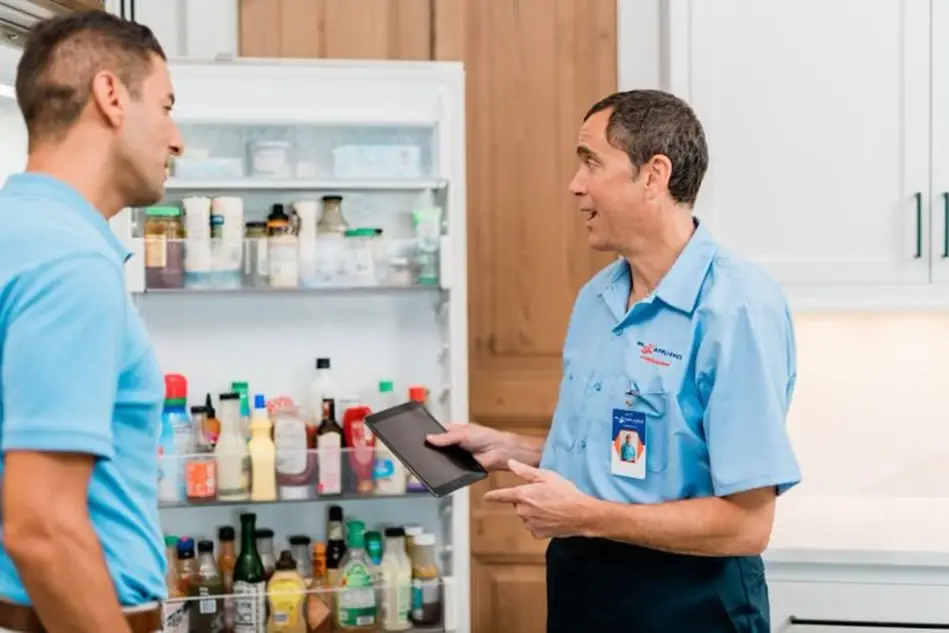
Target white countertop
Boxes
[763,494,949,567]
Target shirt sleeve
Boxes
[2,254,126,459]
[696,298,801,497]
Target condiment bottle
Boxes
[163,536,190,631]
[203,394,220,448]
[243,221,270,289]
[336,520,377,631]
[342,405,375,495]
[380,528,412,632]
[214,392,248,501]
[273,406,315,500]
[317,398,343,496]
[317,195,349,234]
[176,537,197,597]
[373,381,406,496]
[288,536,313,584]
[325,506,346,618]
[257,528,277,581]
[248,395,277,502]
[190,540,224,633]
[410,533,441,627]
[267,203,299,288]
[233,513,267,633]
[266,551,308,633]
[217,526,237,632]
[306,543,332,633]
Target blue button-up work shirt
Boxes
[540,222,801,504]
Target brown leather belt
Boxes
[0,600,162,633]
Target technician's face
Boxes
[568,108,660,253]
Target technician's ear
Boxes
[89,70,130,129]
[642,153,674,200]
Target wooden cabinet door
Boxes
[668,0,931,287]
[47,0,105,11]
[239,0,431,60]
[434,1,617,631]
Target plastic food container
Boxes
[249,140,292,178]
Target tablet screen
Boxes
[365,402,486,497]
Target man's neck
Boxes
[622,212,696,309]
[25,138,121,220]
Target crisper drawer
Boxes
[771,580,949,631]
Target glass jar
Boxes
[144,206,185,289]
[317,195,349,235]
[344,228,378,286]
[243,221,269,289]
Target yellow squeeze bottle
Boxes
[248,394,277,501]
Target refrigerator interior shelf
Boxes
[164,177,448,192]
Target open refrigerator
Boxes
[0,49,470,633]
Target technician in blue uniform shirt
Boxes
[0,12,182,633]
[429,89,801,632]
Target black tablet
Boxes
[365,401,487,498]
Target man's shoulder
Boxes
[698,246,790,320]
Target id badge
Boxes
[611,408,646,480]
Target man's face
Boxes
[101,54,183,208]
[568,108,655,253]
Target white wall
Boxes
[0,102,26,184]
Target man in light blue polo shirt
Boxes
[429,89,800,632]
[0,11,181,633]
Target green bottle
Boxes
[336,520,377,630]
[232,512,266,632]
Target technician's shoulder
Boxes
[695,246,792,329]
[0,188,121,276]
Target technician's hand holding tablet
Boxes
[426,420,594,540]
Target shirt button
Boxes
[579,440,587,450]
[594,382,602,391]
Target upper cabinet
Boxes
[107,0,238,60]
[665,0,946,309]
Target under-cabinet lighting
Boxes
[0,84,13,100]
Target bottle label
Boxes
[338,562,376,627]
[411,578,440,620]
[145,235,167,268]
[318,435,342,495]
[267,577,305,628]
[275,421,308,475]
[233,580,266,632]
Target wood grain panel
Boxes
[239,0,431,60]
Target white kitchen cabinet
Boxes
[663,1,949,309]
[786,627,939,632]
[107,0,238,59]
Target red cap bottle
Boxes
[164,374,188,402]
[408,386,427,403]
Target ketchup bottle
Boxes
[342,405,375,494]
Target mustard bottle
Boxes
[267,550,308,633]
[248,394,277,502]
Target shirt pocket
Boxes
[615,380,670,474]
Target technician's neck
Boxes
[620,210,696,306]
[26,144,122,220]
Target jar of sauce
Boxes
[144,206,185,289]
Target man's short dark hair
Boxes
[585,90,709,206]
[15,10,165,144]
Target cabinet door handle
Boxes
[943,192,949,258]
[915,192,923,259]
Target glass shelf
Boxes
[172,122,437,182]
[163,577,456,632]
[160,490,430,510]
[141,282,440,296]
[164,178,447,192]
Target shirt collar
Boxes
[597,219,718,318]
[2,172,131,262]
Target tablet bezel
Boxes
[364,401,487,498]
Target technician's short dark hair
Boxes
[585,90,709,206]
[15,10,165,144]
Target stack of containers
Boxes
[210,196,244,289]
[181,196,212,289]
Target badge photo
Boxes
[611,408,646,480]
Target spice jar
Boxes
[410,533,441,627]
[243,221,269,289]
[268,204,299,288]
[144,206,185,289]
[317,195,349,235]
[344,228,377,286]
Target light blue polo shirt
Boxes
[0,173,166,604]
[540,222,801,504]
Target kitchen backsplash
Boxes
[788,311,949,498]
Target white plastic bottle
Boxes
[373,380,407,495]
[308,357,337,421]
